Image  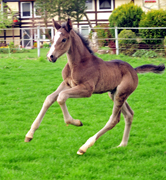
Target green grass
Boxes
[0,49,166,180]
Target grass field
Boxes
[0,49,166,180]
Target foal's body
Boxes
[25,19,165,155]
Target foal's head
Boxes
[47,19,73,63]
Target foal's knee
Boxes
[44,94,56,108]
[57,92,67,105]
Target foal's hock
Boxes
[25,19,165,155]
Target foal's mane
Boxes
[61,23,94,55]
[74,31,94,55]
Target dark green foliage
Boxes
[62,0,87,23]
[139,9,166,44]
[109,3,144,37]
[35,0,87,23]
[132,49,158,58]
[118,29,138,56]
[43,43,50,48]
[119,29,137,45]
[89,24,112,47]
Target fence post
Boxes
[51,27,54,40]
[115,26,119,55]
[37,26,40,57]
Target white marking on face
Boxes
[47,32,62,58]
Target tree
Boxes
[0,3,14,30]
[62,0,87,29]
[35,0,64,39]
[35,0,94,34]
[62,0,94,31]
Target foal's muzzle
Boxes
[48,55,57,63]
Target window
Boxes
[21,2,32,18]
[85,0,93,11]
[80,26,90,37]
[98,0,113,10]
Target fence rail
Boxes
[0,26,166,57]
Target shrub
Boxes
[9,42,14,49]
[139,9,166,44]
[109,3,144,37]
[0,48,8,53]
[164,36,166,46]
[118,29,138,56]
[89,24,112,47]
[133,49,158,58]
[119,29,137,45]
[38,56,46,62]
[43,43,50,48]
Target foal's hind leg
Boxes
[25,82,70,142]
[118,101,134,147]
[77,91,126,155]
[108,92,134,147]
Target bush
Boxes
[164,36,166,46]
[9,42,14,49]
[43,43,50,48]
[118,29,138,56]
[89,24,112,47]
[38,56,46,62]
[0,48,9,53]
[109,3,144,37]
[119,29,137,45]
[133,49,158,58]
[139,9,166,44]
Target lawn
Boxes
[0,49,166,180]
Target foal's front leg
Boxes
[25,81,69,142]
[57,84,94,126]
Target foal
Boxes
[25,19,165,155]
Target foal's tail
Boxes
[135,64,165,74]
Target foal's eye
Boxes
[62,38,66,43]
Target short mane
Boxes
[61,22,94,55]
[74,31,94,55]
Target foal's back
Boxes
[63,55,138,94]
[89,56,138,94]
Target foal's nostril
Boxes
[50,55,54,59]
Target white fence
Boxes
[0,26,166,57]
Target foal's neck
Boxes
[67,30,91,67]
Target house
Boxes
[0,0,166,48]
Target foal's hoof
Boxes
[79,121,83,126]
[75,120,83,126]
[24,137,33,142]
[77,149,85,155]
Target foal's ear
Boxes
[52,19,61,30]
[65,18,72,32]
